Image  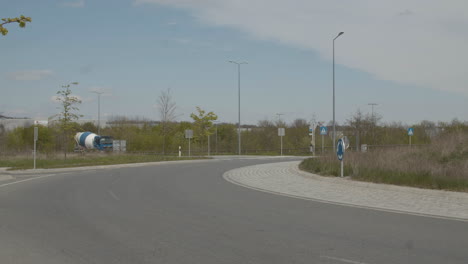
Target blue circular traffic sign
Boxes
[337,139,344,161]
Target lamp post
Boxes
[229,60,248,155]
[333,32,344,152]
[91,91,103,135]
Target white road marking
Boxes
[320,255,369,264]
[0,174,58,188]
[108,190,120,201]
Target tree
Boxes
[157,88,177,154]
[190,107,218,148]
[1,15,31,36]
[347,109,372,151]
[81,122,98,133]
[56,82,82,158]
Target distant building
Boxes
[0,117,110,132]
[0,118,34,131]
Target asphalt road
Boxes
[0,158,467,264]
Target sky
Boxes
[2,0,467,125]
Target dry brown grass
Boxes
[300,132,468,191]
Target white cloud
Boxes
[135,0,468,95]
[61,0,85,8]
[6,70,54,81]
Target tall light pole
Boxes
[333,32,344,152]
[91,91,103,135]
[229,60,248,155]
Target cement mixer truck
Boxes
[74,132,113,151]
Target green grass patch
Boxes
[0,154,208,170]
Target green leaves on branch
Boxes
[1,15,32,36]
[190,106,218,140]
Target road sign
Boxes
[278,128,285,136]
[408,128,414,136]
[320,126,328,135]
[336,138,344,161]
[185,130,193,139]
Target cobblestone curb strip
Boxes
[223,161,468,221]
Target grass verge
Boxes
[299,132,468,192]
[0,154,208,170]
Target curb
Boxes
[223,161,468,222]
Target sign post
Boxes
[407,128,414,147]
[309,125,316,156]
[185,130,193,157]
[320,126,328,154]
[33,126,38,170]
[278,128,285,156]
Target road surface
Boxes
[1,158,467,264]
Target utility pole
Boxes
[229,61,248,155]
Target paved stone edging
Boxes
[223,161,468,221]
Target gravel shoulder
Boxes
[223,161,468,221]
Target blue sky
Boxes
[2,0,467,125]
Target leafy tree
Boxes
[80,122,98,133]
[190,107,218,148]
[5,125,54,154]
[56,82,82,158]
[1,15,31,36]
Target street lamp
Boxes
[332,32,344,152]
[229,60,248,155]
[91,91,104,135]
